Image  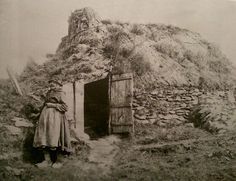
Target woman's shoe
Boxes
[35,160,50,168]
[51,162,63,169]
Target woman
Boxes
[33,79,72,168]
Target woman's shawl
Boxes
[46,88,67,104]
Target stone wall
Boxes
[132,84,236,127]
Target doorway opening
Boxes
[84,77,109,138]
[63,73,134,140]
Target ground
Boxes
[0,124,236,181]
[112,124,236,181]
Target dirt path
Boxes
[83,135,121,174]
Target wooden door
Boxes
[109,73,134,134]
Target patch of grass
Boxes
[79,63,93,73]
[107,25,122,34]
[129,54,151,76]
[188,95,236,133]
[111,124,236,181]
[153,42,182,60]
[103,27,131,59]
[208,60,230,74]
[101,19,112,25]
[130,24,144,35]
[114,20,125,27]
[147,23,181,37]
[77,35,101,48]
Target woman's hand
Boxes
[46,103,57,108]
[46,102,67,112]
[55,103,68,113]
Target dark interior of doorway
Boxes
[84,77,109,139]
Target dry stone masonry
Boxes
[133,84,236,131]
[133,85,202,126]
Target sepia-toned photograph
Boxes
[0,0,236,180]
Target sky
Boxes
[0,0,236,78]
